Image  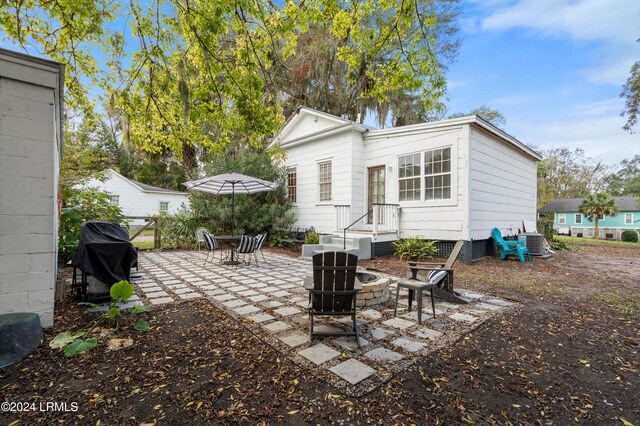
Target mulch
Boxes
[1,244,638,425]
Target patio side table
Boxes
[393,279,437,325]
[213,235,242,265]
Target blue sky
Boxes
[445,0,639,165]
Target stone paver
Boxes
[179,293,201,300]
[223,299,247,308]
[449,312,477,323]
[392,337,425,353]
[234,305,261,315]
[263,321,292,334]
[248,313,276,323]
[369,327,396,340]
[412,328,442,340]
[382,318,416,330]
[298,343,341,365]
[274,307,302,317]
[248,295,269,302]
[364,347,404,362]
[146,291,169,298]
[484,298,515,307]
[278,331,309,348]
[329,359,376,385]
[476,302,502,311]
[333,336,369,351]
[260,300,284,309]
[212,294,235,302]
[359,309,383,320]
[149,297,174,305]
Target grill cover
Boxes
[72,221,136,286]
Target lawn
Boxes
[1,241,638,425]
[555,235,640,249]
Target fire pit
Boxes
[355,271,390,307]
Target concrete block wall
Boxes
[0,50,63,328]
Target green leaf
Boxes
[50,331,86,349]
[110,280,134,301]
[107,307,122,319]
[63,338,97,357]
[133,320,149,331]
[78,302,100,308]
[132,306,152,314]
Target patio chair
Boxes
[202,232,222,265]
[492,227,531,263]
[254,232,268,262]
[195,227,210,251]
[237,235,259,265]
[395,240,470,315]
[304,252,361,346]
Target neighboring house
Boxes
[0,49,65,327]
[538,197,640,240]
[270,107,542,261]
[84,169,189,224]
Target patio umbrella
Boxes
[183,171,278,236]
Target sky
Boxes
[445,0,639,165]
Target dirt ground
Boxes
[1,241,638,425]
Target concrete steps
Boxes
[302,235,372,260]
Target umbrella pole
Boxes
[231,183,235,237]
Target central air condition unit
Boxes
[521,232,546,256]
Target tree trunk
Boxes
[182,143,196,181]
[594,217,600,239]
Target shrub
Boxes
[305,231,320,245]
[157,208,205,249]
[269,229,293,247]
[58,188,127,263]
[392,236,438,261]
[621,230,639,243]
[549,240,581,252]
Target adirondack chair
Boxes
[400,240,470,309]
[492,227,531,263]
[304,252,361,345]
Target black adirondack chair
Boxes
[304,252,361,345]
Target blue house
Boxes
[538,197,640,240]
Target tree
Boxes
[605,155,640,196]
[537,147,609,208]
[621,50,639,132]
[448,105,506,127]
[579,193,619,240]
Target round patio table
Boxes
[213,235,242,265]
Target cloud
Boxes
[583,53,638,85]
[480,0,640,44]
[509,98,636,164]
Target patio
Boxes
[134,250,516,396]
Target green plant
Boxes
[269,229,293,247]
[621,230,639,243]
[549,240,581,252]
[579,193,619,240]
[392,237,438,261]
[305,231,320,245]
[157,207,204,249]
[50,280,152,356]
[58,188,127,262]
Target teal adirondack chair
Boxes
[491,228,531,263]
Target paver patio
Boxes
[131,250,517,395]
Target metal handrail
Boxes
[343,209,372,249]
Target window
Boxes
[287,168,297,203]
[159,201,169,213]
[318,161,332,202]
[558,214,566,224]
[625,213,633,224]
[109,194,120,206]
[597,214,605,220]
[424,147,451,200]
[575,214,582,224]
[398,153,421,201]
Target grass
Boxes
[589,288,640,317]
[555,235,640,248]
[132,240,155,250]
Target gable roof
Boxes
[538,197,639,213]
[109,169,188,195]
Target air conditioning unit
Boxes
[521,233,546,256]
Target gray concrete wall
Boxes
[0,49,64,328]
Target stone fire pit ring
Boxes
[355,271,391,307]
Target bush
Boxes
[269,229,293,247]
[549,240,581,252]
[305,231,320,245]
[157,208,205,249]
[537,215,554,240]
[58,188,127,263]
[621,230,639,243]
[392,237,438,261]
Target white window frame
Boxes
[398,152,421,202]
[286,167,297,204]
[424,146,452,201]
[625,213,633,224]
[317,160,332,203]
[597,214,605,220]
[396,142,458,207]
[109,194,120,206]
[558,213,566,224]
[575,213,582,224]
[159,201,169,213]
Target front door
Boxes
[367,166,385,224]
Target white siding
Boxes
[280,113,347,142]
[284,130,356,233]
[0,52,63,328]
[85,171,189,218]
[364,126,468,240]
[468,127,537,239]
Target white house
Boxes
[0,49,64,327]
[84,169,189,223]
[271,107,542,261]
